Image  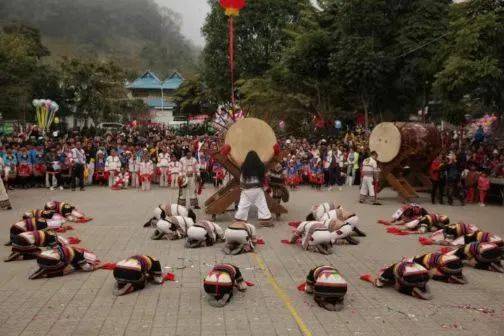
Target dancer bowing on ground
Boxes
[234,151,272,227]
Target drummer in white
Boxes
[234,151,272,226]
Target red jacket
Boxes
[429,160,441,181]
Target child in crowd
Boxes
[169,154,181,188]
[212,162,225,187]
[139,154,154,191]
[477,170,490,207]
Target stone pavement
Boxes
[0,185,503,336]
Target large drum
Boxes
[369,122,441,167]
[224,118,277,166]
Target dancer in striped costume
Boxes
[304,266,348,311]
[6,217,49,246]
[144,203,196,227]
[450,242,503,273]
[203,264,247,307]
[151,216,195,240]
[29,244,99,279]
[411,252,466,284]
[451,231,503,248]
[113,255,163,296]
[403,213,450,233]
[44,201,91,222]
[374,260,432,300]
[429,222,480,245]
[5,230,61,262]
[223,222,257,255]
[186,220,224,248]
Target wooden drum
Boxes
[369,122,441,168]
[224,118,277,166]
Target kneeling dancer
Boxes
[186,220,224,248]
[412,252,466,284]
[306,202,338,221]
[151,216,195,240]
[223,222,257,255]
[203,263,247,307]
[451,231,503,248]
[29,244,99,279]
[304,266,347,311]
[5,230,60,262]
[374,260,432,299]
[380,203,429,225]
[144,203,196,227]
[44,201,91,222]
[403,213,450,233]
[289,221,337,254]
[113,255,163,295]
[428,222,481,245]
[6,217,50,246]
[450,242,503,273]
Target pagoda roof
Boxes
[127,71,184,90]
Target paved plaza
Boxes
[0,186,503,336]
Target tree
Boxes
[434,0,504,121]
[173,76,217,117]
[59,58,129,123]
[202,0,310,101]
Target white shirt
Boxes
[71,148,86,165]
[105,156,121,171]
[180,157,199,176]
[139,161,153,175]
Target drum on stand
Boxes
[224,118,277,166]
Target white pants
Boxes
[187,226,207,242]
[303,230,332,248]
[86,164,94,185]
[108,171,116,187]
[235,188,272,221]
[159,167,169,187]
[360,176,375,197]
[131,172,139,188]
[170,173,179,188]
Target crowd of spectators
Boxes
[0,122,502,205]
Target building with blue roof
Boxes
[126,71,184,124]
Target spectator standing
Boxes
[70,142,86,191]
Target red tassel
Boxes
[281,239,291,245]
[273,143,281,156]
[245,281,255,287]
[256,238,265,245]
[76,217,92,223]
[378,219,391,225]
[360,274,374,283]
[439,247,453,254]
[419,237,434,245]
[392,231,410,236]
[386,227,401,233]
[220,144,231,156]
[101,262,117,270]
[163,273,175,281]
[55,227,66,233]
[67,237,81,244]
[288,221,301,228]
[297,282,306,292]
[65,225,74,231]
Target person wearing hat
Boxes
[178,150,200,208]
[411,252,466,284]
[93,150,107,185]
[373,260,432,300]
[203,264,247,307]
[29,244,100,279]
[186,220,224,248]
[303,266,348,311]
[450,242,503,273]
[151,216,195,240]
[143,203,196,227]
[113,255,163,296]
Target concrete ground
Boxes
[0,185,503,336]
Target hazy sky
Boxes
[155,0,210,46]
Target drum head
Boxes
[225,118,277,166]
[369,122,401,163]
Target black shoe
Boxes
[80,187,85,191]
[353,227,367,237]
[194,205,201,210]
[71,188,76,191]
[345,236,360,245]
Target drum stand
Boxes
[204,152,288,220]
